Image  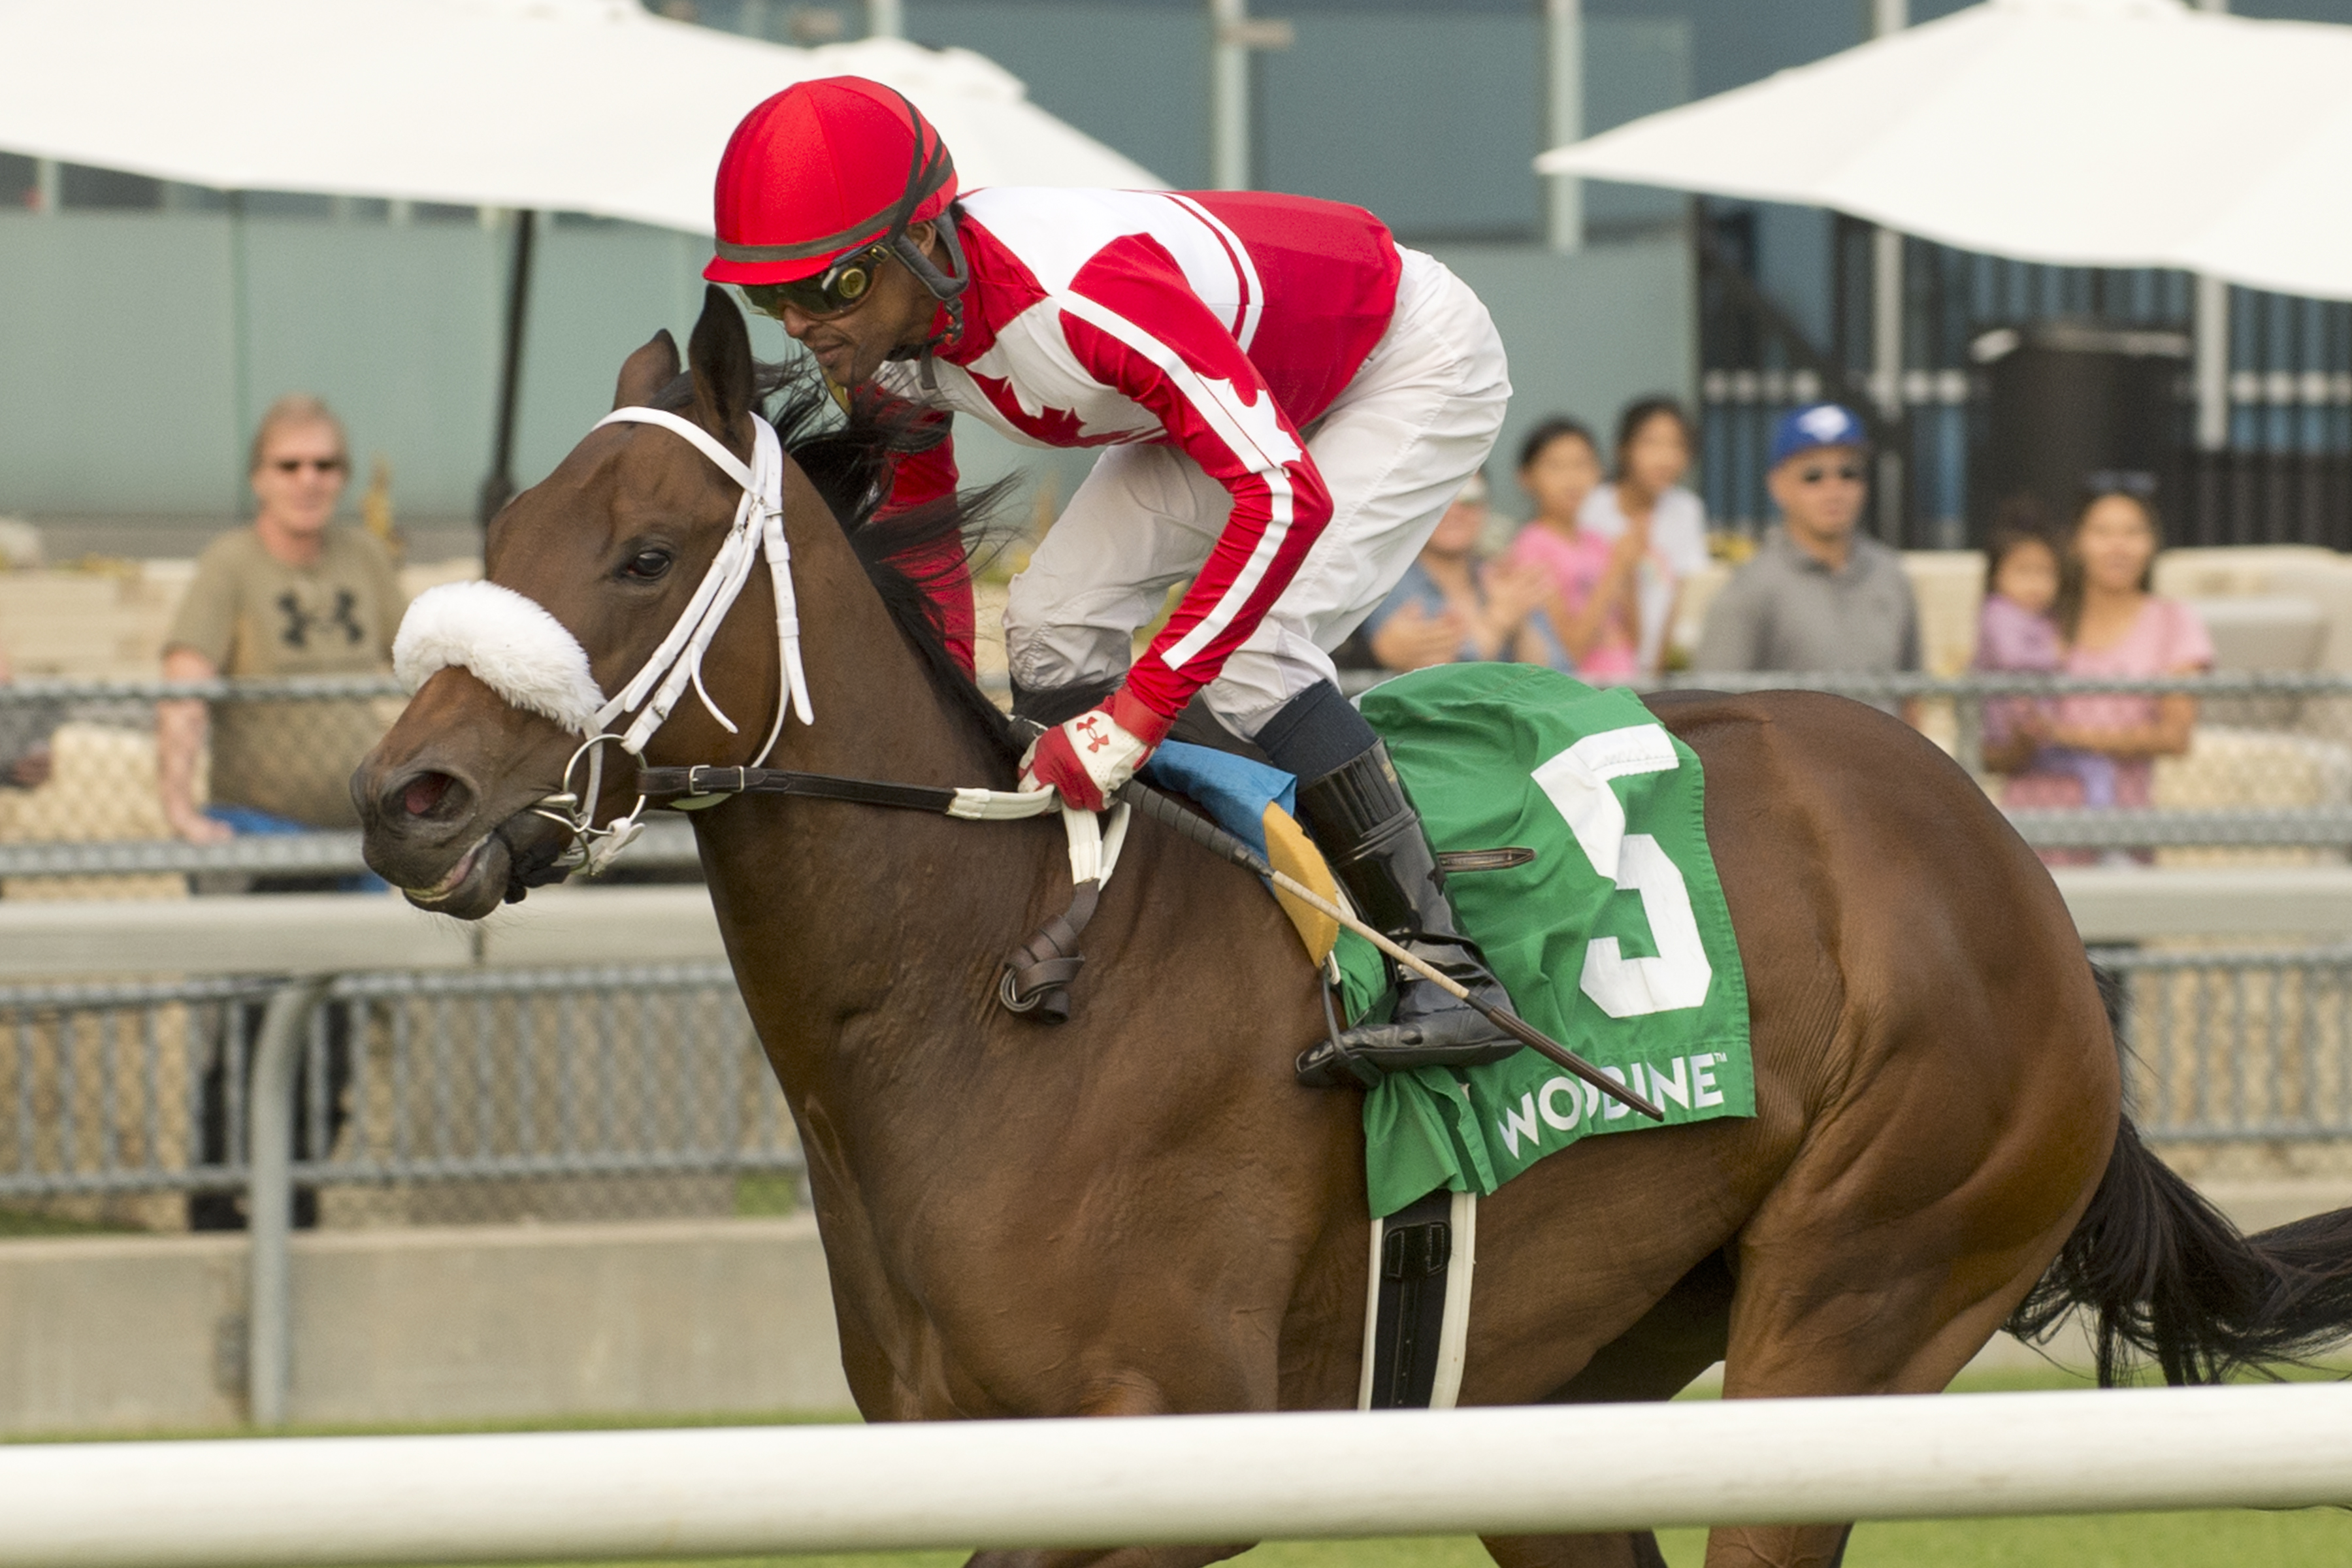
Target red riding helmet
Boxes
[705,76,960,287]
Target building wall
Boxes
[0,213,1690,534]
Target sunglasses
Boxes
[741,244,892,321]
[1797,463,1865,485]
[270,457,348,474]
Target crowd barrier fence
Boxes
[0,941,2347,1420]
[3,672,2351,883]
[0,962,804,1422]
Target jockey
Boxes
[706,76,1515,1088]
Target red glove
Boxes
[1019,687,1175,812]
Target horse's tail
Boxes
[2006,964,2352,1384]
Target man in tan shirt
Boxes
[159,395,406,841]
[165,397,402,1230]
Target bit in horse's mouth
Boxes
[402,836,488,904]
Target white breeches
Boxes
[1002,246,1512,737]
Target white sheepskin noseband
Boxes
[393,580,606,736]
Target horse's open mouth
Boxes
[398,832,510,919]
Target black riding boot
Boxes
[1288,740,1522,1089]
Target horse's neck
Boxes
[689,531,1039,1102]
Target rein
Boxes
[392,402,1112,1016]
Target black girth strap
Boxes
[638,765,959,815]
[1368,1188,1455,1409]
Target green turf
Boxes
[732,1173,801,1218]
[417,1509,2352,1568]
[0,1206,137,1237]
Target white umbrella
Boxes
[1536,0,2352,302]
[0,0,1161,228]
[0,0,1159,517]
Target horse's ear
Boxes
[686,284,757,451]
[612,329,681,410]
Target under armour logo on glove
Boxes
[1020,689,1175,813]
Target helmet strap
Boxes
[887,208,970,390]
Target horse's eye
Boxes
[621,547,673,582]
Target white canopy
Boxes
[0,0,1160,233]
[1537,0,2352,302]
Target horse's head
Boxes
[355,286,798,919]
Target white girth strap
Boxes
[589,406,813,755]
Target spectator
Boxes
[1501,416,1645,683]
[1693,403,1921,697]
[164,396,397,1230]
[157,395,406,862]
[1578,396,1708,677]
[1974,511,2115,809]
[1354,474,1554,672]
[1987,487,2210,819]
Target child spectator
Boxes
[1355,474,1552,672]
[1577,397,1708,677]
[1987,487,2211,829]
[1975,514,2115,808]
[1503,416,1644,683]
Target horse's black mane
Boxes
[651,362,1021,764]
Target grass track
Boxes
[431,1507,2352,1567]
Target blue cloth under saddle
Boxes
[1139,741,1298,858]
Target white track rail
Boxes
[6,1386,2351,1566]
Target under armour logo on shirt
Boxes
[275,589,365,649]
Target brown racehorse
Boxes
[355,289,2352,1568]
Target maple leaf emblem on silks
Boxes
[1196,376,1303,470]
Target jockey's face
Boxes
[755,221,947,389]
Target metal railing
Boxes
[2098,944,2352,1146]
[1699,203,2352,549]
[1652,669,2352,851]
[5,943,2351,1420]
[6,670,2352,872]
[0,962,804,1418]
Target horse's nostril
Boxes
[402,772,456,817]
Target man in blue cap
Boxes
[1693,403,1920,693]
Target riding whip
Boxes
[1115,780,1667,1122]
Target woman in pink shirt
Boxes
[1502,416,1645,684]
[1990,489,2212,825]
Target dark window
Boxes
[59,163,162,211]
[0,154,35,210]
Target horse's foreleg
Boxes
[1478,1253,1735,1568]
[1482,1530,1672,1568]
[964,1546,1252,1568]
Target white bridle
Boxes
[391,404,1070,881]
[395,406,812,873]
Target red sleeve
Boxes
[1055,236,1332,722]
[874,412,975,678]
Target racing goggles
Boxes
[741,244,892,320]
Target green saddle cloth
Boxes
[1334,665,1755,1218]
